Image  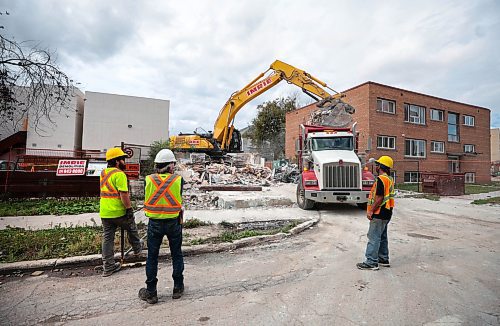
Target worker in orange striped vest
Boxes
[357,155,395,271]
[100,148,143,277]
[139,149,184,304]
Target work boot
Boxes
[172,285,184,299]
[356,262,379,271]
[139,288,158,304]
[378,259,390,267]
[133,239,144,256]
[102,262,121,277]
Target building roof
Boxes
[342,81,490,112]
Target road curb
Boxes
[0,217,319,275]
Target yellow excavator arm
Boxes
[213,60,343,151]
[170,60,344,156]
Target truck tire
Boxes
[296,179,315,210]
[357,203,367,210]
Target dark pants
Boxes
[101,215,141,270]
[146,218,184,293]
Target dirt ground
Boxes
[0,190,498,325]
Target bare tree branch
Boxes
[0,32,75,135]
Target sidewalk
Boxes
[0,184,304,230]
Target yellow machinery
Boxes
[169,59,344,156]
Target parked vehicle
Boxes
[295,123,375,210]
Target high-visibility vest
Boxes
[367,173,395,214]
[144,173,182,219]
[100,167,127,218]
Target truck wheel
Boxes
[296,181,315,210]
[357,203,367,210]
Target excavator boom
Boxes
[170,60,344,155]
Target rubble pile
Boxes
[308,99,355,127]
[178,160,273,209]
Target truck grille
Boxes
[323,163,359,189]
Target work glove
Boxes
[126,208,134,220]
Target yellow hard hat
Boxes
[106,147,127,161]
[376,155,394,169]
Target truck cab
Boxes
[296,124,375,210]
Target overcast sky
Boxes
[2,0,500,136]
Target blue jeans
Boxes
[364,218,390,266]
[146,218,184,293]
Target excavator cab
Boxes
[228,129,242,153]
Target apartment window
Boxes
[57,144,62,148]
[463,115,475,127]
[377,98,396,114]
[464,172,475,184]
[430,109,444,121]
[431,141,445,153]
[405,139,426,157]
[404,104,426,125]
[32,143,37,147]
[404,171,420,183]
[377,135,396,150]
[464,144,475,153]
[448,112,459,142]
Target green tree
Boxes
[141,140,169,176]
[248,97,297,159]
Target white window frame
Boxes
[404,171,420,183]
[464,144,475,153]
[377,98,396,114]
[464,172,475,184]
[431,141,445,153]
[463,115,475,127]
[404,104,426,125]
[430,109,444,121]
[377,135,396,150]
[405,139,426,158]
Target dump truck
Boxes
[295,123,375,210]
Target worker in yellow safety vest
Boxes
[357,155,395,271]
[100,147,143,277]
[139,149,184,304]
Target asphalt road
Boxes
[1,196,499,325]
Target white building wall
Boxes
[26,88,84,151]
[0,86,86,151]
[492,128,500,162]
[82,92,169,153]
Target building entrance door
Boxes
[448,156,460,173]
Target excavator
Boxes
[169,59,346,157]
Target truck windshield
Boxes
[311,137,353,151]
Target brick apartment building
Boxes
[285,82,491,184]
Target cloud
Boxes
[2,0,499,137]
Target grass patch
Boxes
[465,183,500,195]
[0,226,102,263]
[183,218,212,229]
[0,198,100,217]
[395,183,420,192]
[471,197,500,205]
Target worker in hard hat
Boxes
[357,155,395,271]
[139,149,184,304]
[100,147,143,277]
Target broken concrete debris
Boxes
[176,154,299,210]
[308,99,355,128]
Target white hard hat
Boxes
[154,149,176,163]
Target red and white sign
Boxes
[188,139,200,145]
[56,160,87,176]
[125,163,140,180]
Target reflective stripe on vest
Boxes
[367,174,395,214]
[144,174,182,217]
[100,168,120,198]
